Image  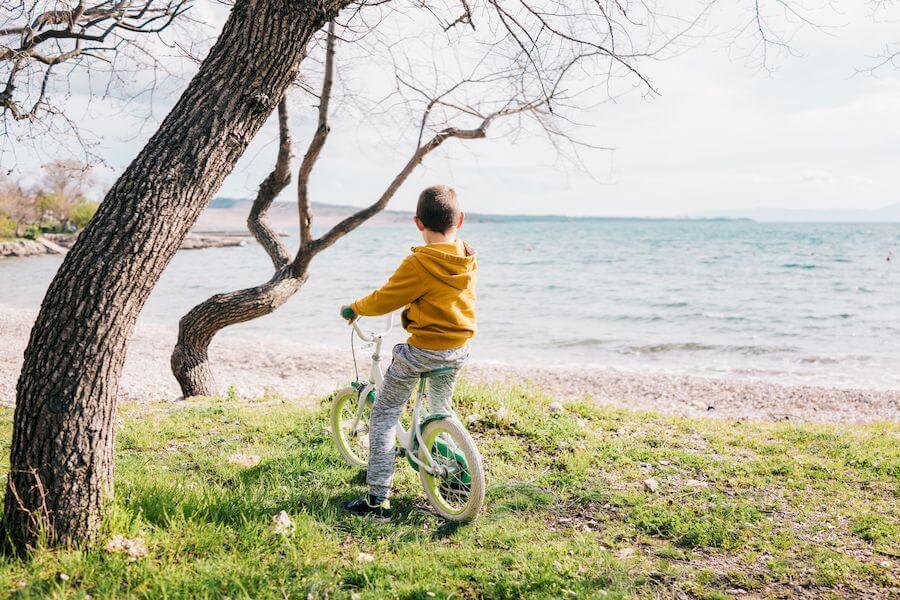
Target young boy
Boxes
[340,184,477,518]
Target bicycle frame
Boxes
[349,315,445,476]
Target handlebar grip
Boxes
[341,306,357,320]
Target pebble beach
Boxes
[2,305,896,423]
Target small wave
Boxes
[653,301,689,308]
[553,338,609,348]
[624,342,798,356]
[800,356,840,365]
[624,342,716,354]
[782,263,819,270]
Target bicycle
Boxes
[330,312,485,522]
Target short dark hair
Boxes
[416,185,459,233]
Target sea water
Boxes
[1,219,898,389]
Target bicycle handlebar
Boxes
[349,312,395,342]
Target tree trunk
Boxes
[5,0,346,548]
[172,266,309,397]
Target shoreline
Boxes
[1,306,897,423]
[0,232,248,258]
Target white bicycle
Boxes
[330,313,485,522]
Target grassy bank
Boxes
[0,384,896,598]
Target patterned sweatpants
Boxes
[367,343,469,499]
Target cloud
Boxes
[846,175,875,185]
[800,170,837,185]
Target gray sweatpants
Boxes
[367,343,469,499]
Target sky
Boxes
[2,2,900,218]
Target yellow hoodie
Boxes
[350,240,477,350]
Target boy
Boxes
[340,184,477,518]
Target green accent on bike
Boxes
[350,380,376,403]
[407,414,470,485]
[341,306,356,320]
[420,367,456,379]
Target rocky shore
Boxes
[1,306,897,423]
[0,232,247,258]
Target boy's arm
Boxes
[350,256,426,317]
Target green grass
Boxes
[0,382,896,598]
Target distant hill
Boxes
[197,198,747,232]
[688,203,900,223]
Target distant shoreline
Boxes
[207,197,900,224]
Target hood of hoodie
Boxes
[411,240,477,290]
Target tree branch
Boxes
[297,20,337,248]
[246,96,293,270]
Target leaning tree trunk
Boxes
[5,0,347,548]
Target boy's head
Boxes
[415,185,464,236]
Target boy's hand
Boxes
[340,305,356,322]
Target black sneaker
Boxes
[341,494,392,519]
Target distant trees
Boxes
[36,161,97,231]
[0,177,37,237]
[0,161,98,237]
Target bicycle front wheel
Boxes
[330,387,372,468]
[418,418,485,522]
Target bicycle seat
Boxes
[420,367,456,379]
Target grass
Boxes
[0,382,896,598]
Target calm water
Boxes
[2,220,899,389]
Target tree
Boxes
[70,202,100,230]
[5,0,352,549]
[36,160,95,229]
[0,175,38,237]
[171,20,563,397]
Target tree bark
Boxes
[5,0,346,548]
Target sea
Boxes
[1,219,899,390]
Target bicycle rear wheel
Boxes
[418,418,485,522]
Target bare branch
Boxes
[1,0,192,131]
[297,20,337,248]
[299,103,532,266]
[246,96,293,270]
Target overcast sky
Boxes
[3,2,899,217]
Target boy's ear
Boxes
[457,211,465,229]
[413,216,426,231]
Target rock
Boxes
[57,573,70,582]
[494,406,508,421]
[228,453,261,468]
[548,401,564,413]
[684,479,708,488]
[271,510,295,535]
[180,234,248,250]
[643,478,659,492]
[0,239,51,258]
[105,535,149,561]
[616,547,635,558]
[465,413,482,425]
[356,551,375,563]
